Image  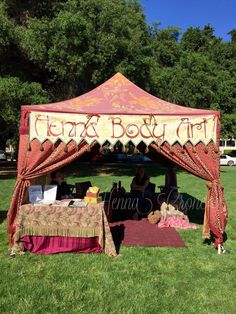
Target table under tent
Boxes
[8,73,228,253]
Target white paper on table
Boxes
[28,185,43,204]
[43,185,57,202]
[72,201,88,207]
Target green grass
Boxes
[0,163,236,314]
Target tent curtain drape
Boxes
[7,135,92,243]
[150,141,228,247]
[7,136,228,248]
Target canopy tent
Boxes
[8,72,228,248]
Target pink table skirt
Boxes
[21,236,102,254]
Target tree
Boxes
[0,3,13,56]
[150,25,181,67]
[0,77,49,149]
[150,52,218,109]
[221,114,236,139]
[181,25,221,52]
[17,0,152,98]
[228,28,236,43]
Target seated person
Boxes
[131,166,150,195]
[50,170,73,200]
[131,166,154,218]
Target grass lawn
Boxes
[0,162,236,314]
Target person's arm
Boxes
[131,178,137,191]
[131,178,147,192]
[139,179,150,193]
[131,179,142,191]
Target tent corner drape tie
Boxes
[17,175,30,187]
[18,174,26,181]
[206,179,223,191]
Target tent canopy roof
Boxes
[23,72,218,116]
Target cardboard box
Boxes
[84,196,102,204]
[86,192,99,198]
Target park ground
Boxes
[0,162,236,314]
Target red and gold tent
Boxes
[8,73,228,248]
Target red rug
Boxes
[109,219,185,248]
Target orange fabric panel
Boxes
[22,73,219,116]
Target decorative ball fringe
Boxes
[214,145,219,154]
[206,181,213,189]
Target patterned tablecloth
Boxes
[13,202,117,256]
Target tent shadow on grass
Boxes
[66,161,165,177]
[65,160,189,178]
[110,224,125,253]
[0,174,17,180]
[106,192,205,225]
[0,210,7,225]
[181,193,205,225]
